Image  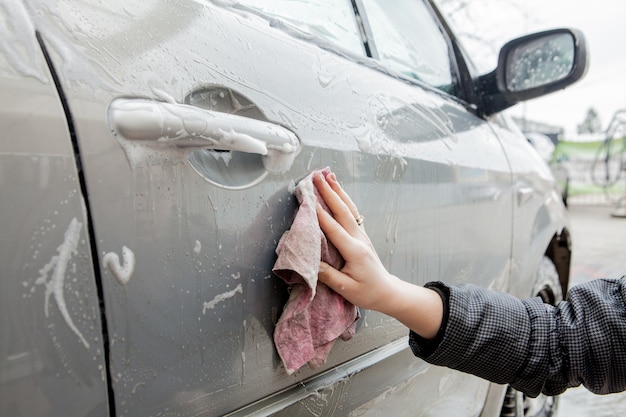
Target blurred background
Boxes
[436,0,626,211]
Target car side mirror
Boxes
[477,28,588,116]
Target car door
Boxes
[25,0,513,415]
[0,2,109,415]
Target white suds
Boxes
[194,240,202,254]
[202,284,243,314]
[103,246,136,285]
[36,218,90,349]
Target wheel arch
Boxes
[481,227,572,417]
[543,227,572,297]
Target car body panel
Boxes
[1,0,574,415]
[488,115,569,299]
[0,2,109,416]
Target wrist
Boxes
[383,279,443,340]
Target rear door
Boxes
[0,2,108,415]
[26,0,513,415]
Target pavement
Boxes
[567,204,626,286]
[556,204,626,417]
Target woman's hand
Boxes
[313,171,443,339]
[313,171,399,313]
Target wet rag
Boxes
[273,167,360,375]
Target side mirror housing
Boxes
[477,28,588,116]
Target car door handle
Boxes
[517,186,534,206]
[108,98,299,156]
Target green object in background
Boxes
[553,137,626,201]
[553,137,626,161]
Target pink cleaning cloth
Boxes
[273,167,360,375]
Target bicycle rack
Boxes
[590,109,626,216]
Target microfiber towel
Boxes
[273,167,360,375]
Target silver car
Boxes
[1,0,586,416]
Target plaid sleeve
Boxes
[409,276,626,397]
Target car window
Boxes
[360,0,456,94]
[235,0,365,56]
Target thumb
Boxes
[318,261,352,296]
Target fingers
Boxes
[316,203,356,257]
[326,173,360,220]
[313,171,361,232]
[318,261,356,300]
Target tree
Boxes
[434,0,528,73]
[577,107,603,134]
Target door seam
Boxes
[35,30,117,417]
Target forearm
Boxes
[381,278,444,340]
[409,282,553,397]
[410,277,626,397]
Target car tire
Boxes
[499,256,563,417]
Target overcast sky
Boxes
[438,0,626,138]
